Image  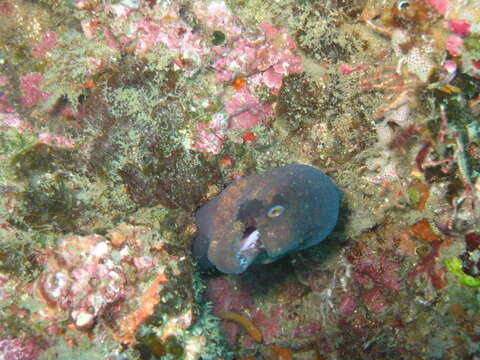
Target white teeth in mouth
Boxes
[237,229,262,269]
[239,230,260,252]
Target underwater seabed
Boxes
[0,0,479,359]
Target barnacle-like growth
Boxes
[362,0,445,83]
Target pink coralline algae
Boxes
[0,86,17,115]
[88,2,209,64]
[446,34,463,57]
[74,0,302,154]
[1,76,75,147]
[355,258,401,292]
[0,0,14,15]
[436,1,480,76]
[192,21,301,150]
[1,113,30,132]
[338,296,357,317]
[134,17,207,59]
[339,64,367,75]
[207,277,281,345]
[212,23,302,89]
[20,73,48,107]
[1,115,74,148]
[255,23,302,84]
[0,337,44,360]
[361,287,387,313]
[224,87,272,129]
[1,78,32,131]
[207,278,251,343]
[208,278,253,317]
[73,0,90,9]
[31,31,57,59]
[35,234,128,331]
[190,113,226,154]
[250,306,282,345]
[38,133,75,148]
[349,256,401,313]
[192,1,242,38]
[447,19,471,37]
[424,0,448,15]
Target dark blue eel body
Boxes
[193,164,342,274]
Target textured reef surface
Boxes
[194,164,341,273]
[1,0,480,359]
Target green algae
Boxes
[464,35,480,60]
[212,30,227,45]
[39,336,135,360]
[41,31,120,112]
[83,62,221,211]
[407,185,421,209]
[445,257,480,287]
[3,0,480,358]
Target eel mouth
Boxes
[235,224,266,271]
[209,217,269,274]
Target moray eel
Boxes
[193,164,342,274]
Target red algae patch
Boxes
[117,273,169,344]
[409,220,440,243]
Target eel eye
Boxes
[397,0,409,10]
[267,205,285,218]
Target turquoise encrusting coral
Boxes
[193,164,342,274]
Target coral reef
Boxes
[1,0,479,358]
[1,223,228,359]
